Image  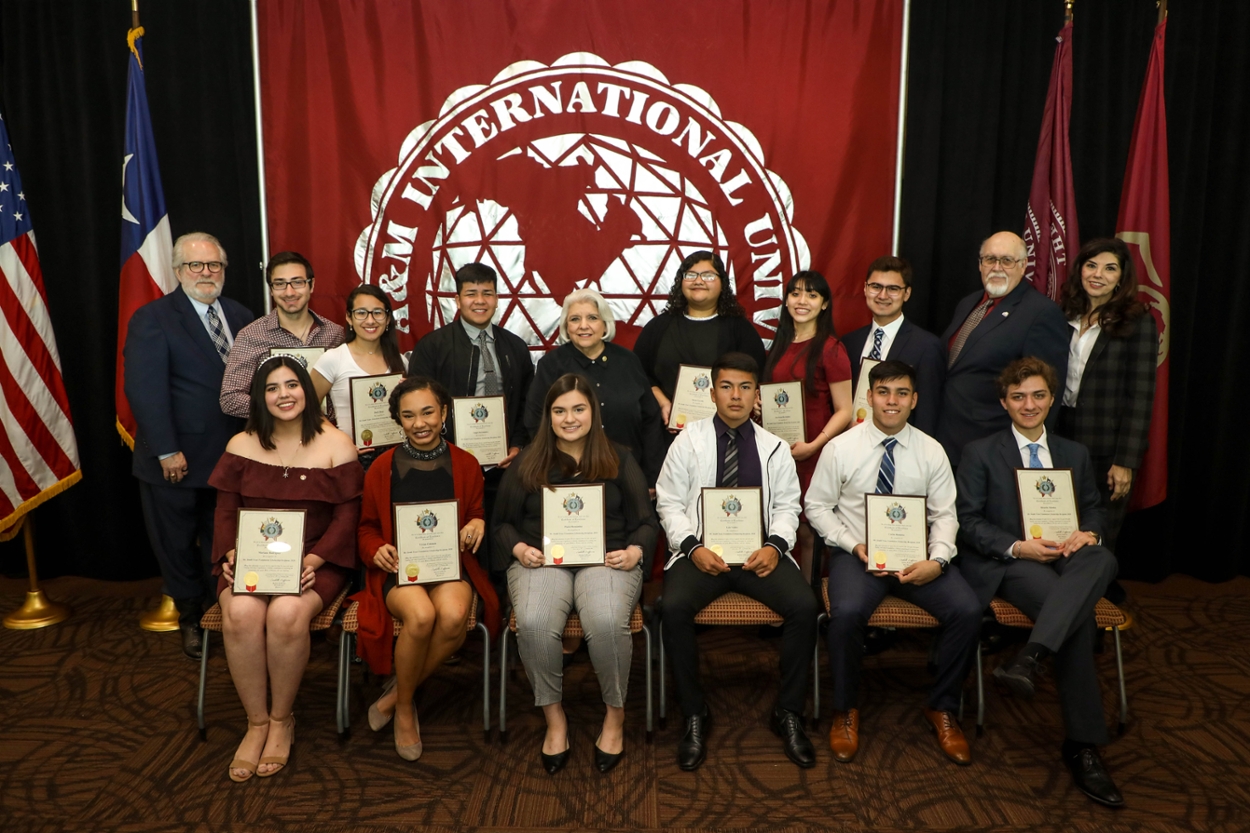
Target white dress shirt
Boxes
[859,314,906,360]
[1062,318,1100,407]
[187,296,234,349]
[1012,425,1054,468]
[804,420,958,564]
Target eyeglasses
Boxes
[979,255,1024,269]
[865,282,905,297]
[351,308,389,321]
[181,261,224,274]
[271,278,310,290]
[682,270,720,282]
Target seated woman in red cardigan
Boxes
[353,376,500,761]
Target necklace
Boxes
[275,441,304,478]
[402,438,447,460]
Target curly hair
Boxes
[661,250,746,318]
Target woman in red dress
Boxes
[353,376,500,761]
[211,355,363,782]
[763,271,853,578]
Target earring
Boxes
[441,423,448,436]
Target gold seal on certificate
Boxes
[1015,468,1080,542]
[267,346,326,366]
[233,509,306,595]
[348,373,404,450]
[541,484,606,566]
[452,395,509,466]
[668,364,717,430]
[394,500,462,585]
[864,493,928,572]
[759,381,805,445]
[851,358,881,426]
[701,487,763,566]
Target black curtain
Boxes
[3,0,1249,583]
[0,0,264,580]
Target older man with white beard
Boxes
[936,231,1068,466]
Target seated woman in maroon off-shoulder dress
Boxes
[209,355,362,783]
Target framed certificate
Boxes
[394,500,462,585]
[864,493,929,572]
[348,373,405,450]
[267,346,326,366]
[540,483,606,566]
[452,395,509,466]
[701,486,763,566]
[851,358,881,427]
[668,364,717,430]
[759,381,805,445]
[233,509,306,595]
[1015,468,1080,542]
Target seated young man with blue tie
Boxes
[655,352,818,771]
[956,357,1122,807]
[806,360,981,766]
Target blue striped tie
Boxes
[875,437,898,494]
[869,328,885,360]
[1027,443,1043,469]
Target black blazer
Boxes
[937,281,1069,466]
[1062,313,1157,470]
[842,317,946,437]
[407,320,535,449]
[124,286,255,488]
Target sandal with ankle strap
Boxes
[228,719,270,783]
[257,714,295,777]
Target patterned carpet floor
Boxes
[0,574,1247,832]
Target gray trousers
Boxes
[507,562,643,708]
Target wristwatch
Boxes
[936,558,950,575]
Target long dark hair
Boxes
[661,250,745,318]
[346,284,406,373]
[763,271,838,395]
[1059,238,1147,338]
[246,355,324,450]
[515,373,619,491]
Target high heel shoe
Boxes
[257,714,294,777]
[228,719,270,783]
[594,734,623,773]
[368,676,398,732]
[395,707,423,761]
[541,743,570,774]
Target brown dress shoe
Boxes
[923,708,971,765]
[828,709,859,762]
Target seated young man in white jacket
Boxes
[655,352,818,772]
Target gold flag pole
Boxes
[1065,0,1074,24]
[3,518,71,630]
[1158,0,1168,24]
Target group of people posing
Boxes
[123,229,1155,808]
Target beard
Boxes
[984,273,1011,298]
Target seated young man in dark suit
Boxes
[956,357,1122,808]
[841,257,945,436]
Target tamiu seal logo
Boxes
[356,53,810,352]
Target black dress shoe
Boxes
[1066,746,1125,808]
[993,652,1043,698]
[770,708,816,768]
[541,745,570,775]
[594,741,623,773]
[180,623,203,660]
[677,709,711,771]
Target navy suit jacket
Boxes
[937,281,1069,466]
[124,286,254,488]
[842,317,946,437]
[955,428,1107,605]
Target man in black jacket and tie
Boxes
[956,357,1122,808]
[841,256,945,437]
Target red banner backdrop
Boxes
[257,1,903,352]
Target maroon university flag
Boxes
[1023,19,1079,301]
[1116,19,1170,511]
[256,1,904,351]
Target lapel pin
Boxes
[1001,311,1010,317]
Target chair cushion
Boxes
[691,592,783,626]
[990,597,1127,630]
[820,579,941,628]
[201,586,349,633]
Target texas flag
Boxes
[117,26,176,448]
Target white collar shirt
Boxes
[859,314,906,360]
[1012,424,1054,468]
[1062,318,1101,407]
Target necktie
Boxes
[205,304,230,362]
[947,297,994,367]
[869,328,885,360]
[721,431,739,487]
[875,437,898,494]
[477,330,501,395]
[1027,443,1043,469]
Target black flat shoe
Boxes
[770,707,816,768]
[1066,746,1124,808]
[594,739,623,773]
[180,623,203,660]
[541,745,570,775]
[677,708,711,771]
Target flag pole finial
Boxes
[1064,0,1074,24]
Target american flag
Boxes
[0,111,82,541]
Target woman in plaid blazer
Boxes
[1056,238,1158,559]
